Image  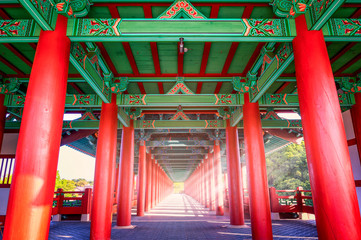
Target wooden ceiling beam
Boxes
[198,5,219,94]
[69,82,85,94]
[143,5,164,94]
[3,43,32,67]
[242,42,266,75]
[330,43,357,64]
[221,42,239,75]
[0,8,10,19]
[96,42,118,75]
[0,56,25,76]
[335,54,361,76]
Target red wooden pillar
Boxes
[151,159,156,208]
[243,94,273,240]
[3,16,70,240]
[213,141,224,216]
[116,120,135,227]
[155,163,159,204]
[225,119,244,225]
[145,152,152,212]
[293,15,361,239]
[208,152,215,211]
[137,140,146,216]
[90,95,118,240]
[351,93,361,163]
[0,94,7,150]
[203,161,208,207]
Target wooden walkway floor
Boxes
[45,193,318,240]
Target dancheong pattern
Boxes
[28,0,54,22]
[215,94,238,105]
[73,18,122,37]
[328,19,361,36]
[124,95,146,105]
[242,19,287,37]
[0,20,35,37]
[271,0,314,18]
[71,95,96,105]
[308,0,334,24]
[158,0,206,19]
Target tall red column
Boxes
[213,141,224,216]
[243,94,273,240]
[3,16,70,240]
[145,152,152,212]
[202,161,208,207]
[90,95,118,240]
[293,15,361,239]
[207,152,215,211]
[225,119,244,225]
[151,159,156,208]
[351,93,361,163]
[137,141,146,216]
[117,120,135,227]
[155,163,159,204]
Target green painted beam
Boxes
[67,18,296,42]
[120,94,242,107]
[5,93,354,109]
[151,148,208,155]
[69,43,111,103]
[0,19,40,43]
[19,0,57,31]
[2,18,361,43]
[146,140,213,147]
[250,43,294,102]
[308,0,345,31]
[92,0,271,2]
[118,107,130,127]
[135,120,225,129]
[323,19,361,42]
[230,107,243,127]
[156,155,204,160]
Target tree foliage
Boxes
[266,141,311,190]
[54,172,93,191]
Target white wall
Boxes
[1,133,18,154]
[0,133,18,216]
[342,110,361,212]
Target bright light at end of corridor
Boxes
[277,112,301,120]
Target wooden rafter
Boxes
[0,8,10,19]
[242,42,266,75]
[335,54,361,75]
[96,42,118,75]
[3,43,32,67]
[331,43,357,64]
[0,56,25,76]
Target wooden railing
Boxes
[52,188,92,216]
[224,186,314,215]
[269,187,314,214]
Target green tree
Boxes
[266,141,311,190]
[54,171,76,191]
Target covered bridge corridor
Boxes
[0,0,361,239]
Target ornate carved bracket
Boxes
[0,78,20,94]
[50,0,92,18]
[110,77,129,94]
[271,0,314,18]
